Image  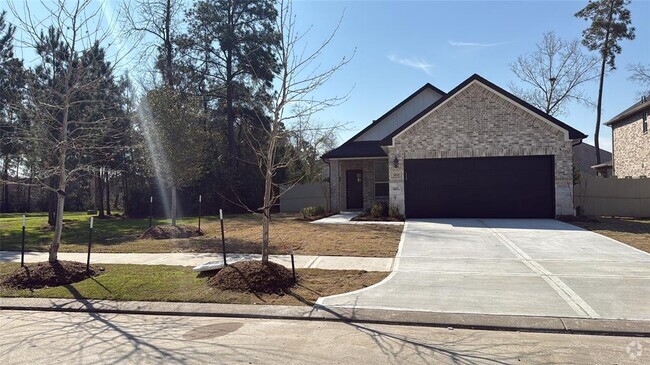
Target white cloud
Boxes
[448,40,512,48]
[387,55,434,75]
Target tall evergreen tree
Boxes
[0,11,26,213]
[182,0,279,158]
[575,0,635,164]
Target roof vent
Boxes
[643,95,648,103]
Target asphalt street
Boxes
[0,310,647,364]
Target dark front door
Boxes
[404,156,555,218]
[346,170,363,210]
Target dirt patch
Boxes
[0,260,99,290]
[566,216,650,254]
[140,224,203,240]
[207,260,295,294]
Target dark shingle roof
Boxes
[321,141,387,159]
[604,98,650,126]
[573,143,612,176]
[321,83,445,159]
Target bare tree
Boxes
[120,0,184,224]
[245,0,352,263]
[628,63,650,96]
[510,31,599,116]
[8,0,131,262]
[120,0,182,88]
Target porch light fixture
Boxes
[393,156,399,168]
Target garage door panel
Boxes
[404,156,555,218]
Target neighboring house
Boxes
[322,74,587,218]
[572,142,612,178]
[604,96,650,178]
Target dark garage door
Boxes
[404,156,555,218]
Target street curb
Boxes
[2,298,649,337]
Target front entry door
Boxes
[346,170,363,210]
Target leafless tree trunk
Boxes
[105,169,111,216]
[97,170,105,218]
[247,0,351,263]
[9,0,132,262]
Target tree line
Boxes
[0,0,337,224]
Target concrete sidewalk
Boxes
[311,212,404,225]
[2,297,649,336]
[0,251,394,272]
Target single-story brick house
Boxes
[321,74,587,218]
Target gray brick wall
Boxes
[612,112,650,178]
[387,82,575,216]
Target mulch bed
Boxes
[207,260,295,294]
[352,214,404,222]
[558,215,601,223]
[140,224,204,240]
[0,260,100,290]
[298,212,337,222]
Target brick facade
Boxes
[328,158,388,212]
[386,82,575,216]
[612,112,650,178]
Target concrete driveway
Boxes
[317,219,650,320]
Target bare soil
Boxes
[0,261,100,290]
[566,216,650,254]
[207,260,295,294]
[140,224,203,240]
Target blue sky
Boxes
[292,0,650,151]
[5,0,649,151]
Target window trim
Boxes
[374,161,389,198]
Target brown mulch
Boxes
[297,212,337,222]
[207,260,295,294]
[139,224,203,240]
[558,215,600,223]
[0,260,99,290]
[352,214,404,222]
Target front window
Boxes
[374,161,389,197]
[643,112,648,134]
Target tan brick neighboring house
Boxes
[604,97,650,178]
[322,74,587,218]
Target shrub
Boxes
[302,205,325,218]
[370,201,389,218]
[389,205,404,220]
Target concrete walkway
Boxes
[318,219,650,321]
[311,212,404,225]
[0,251,394,272]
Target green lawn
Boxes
[0,262,387,306]
[0,211,212,251]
